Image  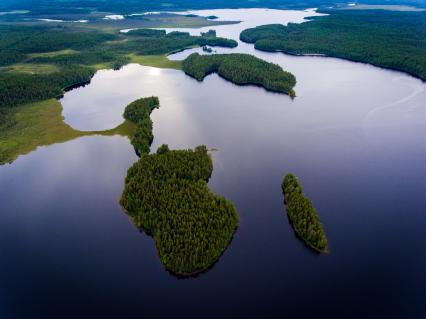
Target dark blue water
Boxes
[1,8,426,319]
[1,132,425,319]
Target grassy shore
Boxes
[128,54,182,70]
[0,99,135,164]
[7,63,60,75]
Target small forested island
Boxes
[182,53,296,97]
[120,97,239,275]
[240,10,426,81]
[282,173,328,253]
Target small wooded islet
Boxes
[282,173,328,253]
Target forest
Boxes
[282,174,328,253]
[121,145,239,275]
[0,65,95,108]
[240,10,426,81]
[182,53,296,97]
[120,97,239,275]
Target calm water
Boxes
[1,9,425,319]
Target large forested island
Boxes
[282,173,328,253]
[182,53,296,97]
[121,145,239,275]
[240,10,426,80]
[120,97,239,275]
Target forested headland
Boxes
[123,97,159,155]
[182,53,296,97]
[240,10,426,81]
[282,174,328,253]
[120,97,239,275]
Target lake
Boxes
[1,8,425,319]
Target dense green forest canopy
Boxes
[182,53,296,97]
[240,9,426,80]
[282,174,328,253]
[0,65,95,109]
[121,145,239,275]
[120,97,239,275]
